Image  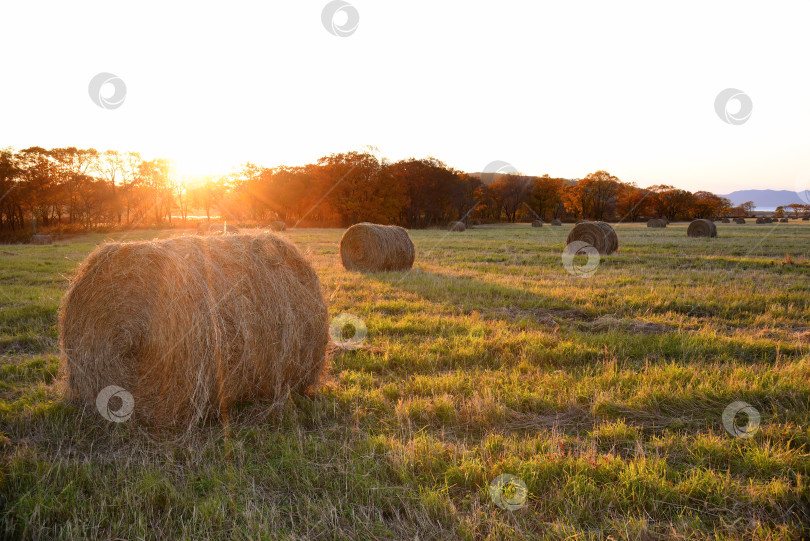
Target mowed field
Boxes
[1,222,809,540]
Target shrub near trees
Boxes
[2,145,766,238]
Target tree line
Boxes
[3,146,797,236]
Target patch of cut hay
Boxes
[59,233,329,429]
[31,235,53,245]
[646,219,666,228]
[551,219,562,226]
[448,221,466,232]
[566,221,619,255]
[531,220,543,227]
[339,223,415,272]
[270,221,286,231]
[687,219,717,238]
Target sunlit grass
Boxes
[1,222,809,539]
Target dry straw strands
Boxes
[448,221,466,232]
[339,223,415,272]
[270,221,286,231]
[59,233,329,429]
[646,219,666,228]
[687,219,717,238]
[566,221,619,255]
[531,220,543,227]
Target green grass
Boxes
[1,222,809,540]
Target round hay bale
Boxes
[31,234,53,245]
[565,221,618,255]
[339,223,415,272]
[733,218,746,224]
[575,219,587,224]
[780,218,789,223]
[59,233,329,428]
[687,219,717,238]
[756,217,766,224]
[803,217,809,221]
[531,220,543,227]
[270,221,286,231]
[551,219,562,226]
[721,218,730,223]
[471,219,482,226]
[646,219,666,228]
[765,217,774,223]
[595,221,619,254]
[209,223,240,234]
[660,217,669,225]
[448,221,466,232]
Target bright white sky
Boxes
[1,0,809,194]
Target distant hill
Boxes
[719,189,809,208]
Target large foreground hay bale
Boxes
[734,218,746,224]
[531,220,543,227]
[551,219,562,226]
[31,234,53,245]
[339,223,415,272]
[687,219,717,238]
[448,221,466,232]
[270,221,286,231]
[646,219,666,228]
[566,221,618,255]
[59,234,329,428]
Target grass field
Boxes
[1,222,809,540]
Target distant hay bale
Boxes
[780,218,789,223]
[756,217,766,224]
[209,223,240,234]
[733,218,746,224]
[471,219,482,226]
[764,217,773,223]
[660,217,669,225]
[575,219,587,224]
[448,221,466,232]
[31,234,53,245]
[531,220,543,227]
[339,223,415,272]
[687,219,717,238]
[803,217,809,221]
[551,219,562,226]
[270,221,286,231]
[59,234,329,428]
[721,218,730,223]
[646,219,666,228]
[566,221,618,255]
